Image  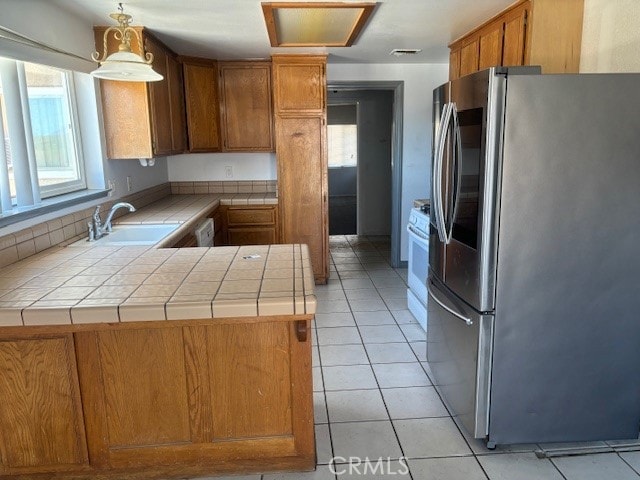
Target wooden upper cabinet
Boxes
[167,54,187,152]
[478,20,504,70]
[459,37,480,77]
[502,2,529,66]
[182,58,221,152]
[95,27,187,159]
[449,48,461,80]
[527,0,583,73]
[272,55,325,114]
[0,335,88,472]
[448,0,583,79]
[218,62,274,152]
[145,37,173,156]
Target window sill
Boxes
[0,189,110,228]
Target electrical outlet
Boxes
[126,176,133,192]
[225,166,233,178]
[107,179,116,196]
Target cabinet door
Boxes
[184,61,221,152]
[76,328,195,468]
[276,116,327,282]
[502,3,528,66]
[167,53,187,153]
[449,48,461,80]
[459,38,480,77]
[272,58,325,114]
[0,335,88,472]
[478,20,504,69]
[145,38,173,156]
[208,322,294,438]
[219,62,274,151]
[94,26,153,159]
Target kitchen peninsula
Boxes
[0,198,316,479]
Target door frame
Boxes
[326,81,404,268]
[327,102,359,236]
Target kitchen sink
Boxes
[70,224,180,247]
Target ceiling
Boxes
[58,0,515,64]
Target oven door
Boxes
[431,68,504,312]
[407,223,429,303]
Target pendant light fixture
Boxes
[91,3,163,82]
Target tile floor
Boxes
[186,235,640,480]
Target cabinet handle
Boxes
[295,320,308,342]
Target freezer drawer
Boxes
[426,276,493,438]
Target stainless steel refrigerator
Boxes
[427,67,640,447]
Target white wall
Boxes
[580,0,640,73]
[327,63,449,261]
[0,0,94,67]
[167,153,277,181]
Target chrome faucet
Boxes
[103,202,136,232]
[91,202,136,240]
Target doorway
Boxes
[327,83,402,266]
[328,104,358,235]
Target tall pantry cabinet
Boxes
[272,55,328,284]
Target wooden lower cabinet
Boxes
[0,318,314,479]
[0,335,88,475]
[221,205,279,246]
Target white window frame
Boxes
[0,59,87,208]
[327,123,358,168]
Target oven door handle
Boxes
[427,280,473,326]
[407,224,428,241]
[433,102,452,243]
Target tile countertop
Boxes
[113,193,278,248]
[0,194,317,328]
[117,193,278,226]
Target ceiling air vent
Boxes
[390,49,422,57]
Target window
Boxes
[0,59,85,210]
[327,124,357,168]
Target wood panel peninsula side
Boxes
[0,243,316,479]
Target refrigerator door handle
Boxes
[446,103,462,244]
[434,102,452,243]
[428,280,473,325]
